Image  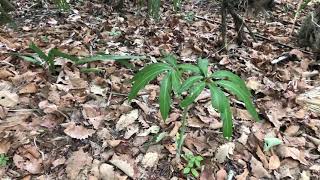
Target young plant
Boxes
[148,0,161,20]
[54,0,70,11]
[173,0,182,11]
[108,27,122,37]
[0,154,9,166]
[182,153,203,178]
[128,54,259,156]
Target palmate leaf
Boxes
[180,82,205,108]
[211,70,251,97]
[177,64,201,74]
[208,83,232,139]
[197,58,209,77]
[178,75,203,94]
[216,80,259,121]
[159,73,172,120]
[128,63,172,101]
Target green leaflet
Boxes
[29,43,48,62]
[177,64,201,74]
[128,63,172,101]
[163,54,178,67]
[76,54,144,65]
[160,73,172,120]
[132,63,172,82]
[216,80,259,121]
[208,83,232,139]
[264,137,282,151]
[211,70,251,97]
[171,70,181,94]
[180,82,205,108]
[17,55,42,65]
[191,169,199,177]
[48,48,80,62]
[178,75,203,94]
[197,58,209,77]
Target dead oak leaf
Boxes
[66,149,93,180]
[250,156,271,179]
[0,90,19,107]
[63,122,95,139]
[214,142,235,163]
[110,154,139,178]
[268,154,281,170]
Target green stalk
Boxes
[176,106,189,159]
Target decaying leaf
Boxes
[142,152,159,168]
[99,163,116,180]
[250,156,271,178]
[110,154,138,178]
[63,122,95,139]
[214,142,235,163]
[116,109,139,131]
[268,154,281,170]
[66,149,93,180]
[276,145,309,165]
[0,90,19,107]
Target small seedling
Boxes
[264,137,282,151]
[182,153,203,177]
[54,0,70,11]
[184,11,195,22]
[108,27,122,37]
[0,154,9,166]
[128,54,259,156]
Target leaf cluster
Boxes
[182,153,203,177]
[0,154,9,166]
[129,54,259,139]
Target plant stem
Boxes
[176,106,189,160]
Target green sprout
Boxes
[0,154,9,166]
[182,153,203,177]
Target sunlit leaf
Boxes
[197,58,209,77]
[159,73,172,120]
[264,137,282,151]
[216,80,259,121]
[178,75,203,94]
[191,168,199,177]
[211,70,251,97]
[128,63,172,101]
[183,167,190,174]
[208,83,232,139]
[180,82,205,108]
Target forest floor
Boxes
[0,0,319,179]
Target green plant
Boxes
[109,27,122,37]
[15,43,144,73]
[128,54,259,156]
[182,153,203,177]
[184,11,195,22]
[148,0,161,20]
[54,0,70,11]
[173,0,182,11]
[0,154,9,166]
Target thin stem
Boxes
[176,106,189,160]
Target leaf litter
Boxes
[0,0,319,179]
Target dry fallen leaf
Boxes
[110,154,138,178]
[235,168,249,180]
[277,145,309,165]
[214,142,235,163]
[216,168,227,180]
[250,156,271,179]
[268,154,281,170]
[66,149,93,180]
[142,152,159,168]
[116,109,139,131]
[99,163,116,180]
[63,122,95,139]
[0,90,19,107]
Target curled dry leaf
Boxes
[116,109,139,131]
[63,122,95,139]
[0,90,19,107]
[13,145,43,174]
[110,154,138,178]
[66,149,93,180]
[142,152,159,168]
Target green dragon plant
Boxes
[16,43,143,73]
[128,54,259,156]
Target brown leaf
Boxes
[116,109,139,131]
[277,145,309,165]
[18,83,38,94]
[268,154,280,170]
[99,163,116,180]
[250,156,271,178]
[110,154,138,178]
[284,125,300,136]
[63,122,95,139]
[200,165,215,180]
[235,168,249,180]
[0,90,19,107]
[256,146,268,169]
[0,139,11,154]
[216,168,227,180]
[66,149,93,180]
